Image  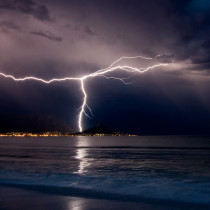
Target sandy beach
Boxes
[1,185,209,210]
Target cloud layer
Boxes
[0,0,210,133]
[0,0,53,21]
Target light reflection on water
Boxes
[0,136,210,178]
[74,137,93,174]
[68,199,84,210]
[74,148,92,174]
[0,136,210,204]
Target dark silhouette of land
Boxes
[83,123,114,134]
[75,123,132,136]
[0,114,72,133]
[0,116,133,136]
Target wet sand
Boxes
[0,186,209,210]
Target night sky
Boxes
[0,0,210,134]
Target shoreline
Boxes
[0,184,209,210]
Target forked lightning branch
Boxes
[0,56,168,132]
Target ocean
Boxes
[0,136,210,208]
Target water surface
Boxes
[0,136,210,204]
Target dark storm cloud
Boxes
[49,0,210,70]
[0,0,53,21]
[30,31,63,42]
[65,23,95,36]
[84,26,95,36]
[0,20,21,31]
[164,0,210,65]
[146,0,210,67]
[147,1,209,65]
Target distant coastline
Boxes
[0,131,137,137]
[0,123,138,137]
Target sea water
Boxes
[0,136,210,204]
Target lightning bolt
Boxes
[0,56,168,132]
